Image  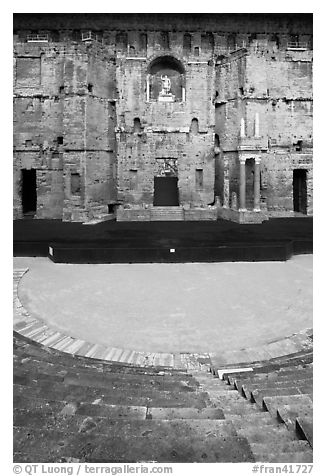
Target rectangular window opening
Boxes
[195,169,203,190]
[71,172,81,195]
[130,169,138,191]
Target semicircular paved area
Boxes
[15,255,312,354]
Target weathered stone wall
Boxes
[13,14,313,221]
[13,41,117,221]
[116,46,215,210]
[215,41,313,214]
[117,131,215,207]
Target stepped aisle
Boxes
[14,332,313,463]
[211,350,313,459]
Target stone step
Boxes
[277,403,313,431]
[265,349,313,364]
[14,361,195,386]
[227,365,312,386]
[14,371,65,385]
[219,353,313,380]
[14,383,209,409]
[63,372,198,392]
[150,212,184,216]
[252,387,312,407]
[146,407,225,420]
[14,367,198,392]
[237,424,297,444]
[206,394,258,409]
[14,370,199,395]
[252,450,313,463]
[13,395,66,413]
[14,452,53,464]
[203,386,246,397]
[262,395,313,418]
[13,425,254,463]
[14,351,188,377]
[150,217,184,222]
[150,208,185,221]
[14,347,188,377]
[14,404,147,426]
[83,214,114,225]
[151,207,183,212]
[14,414,236,438]
[225,413,275,426]
[213,402,267,416]
[296,417,313,448]
[232,369,313,390]
[213,349,313,372]
[250,439,312,455]
[16,357,190,380]
[242,379,313,399]
[75,403,147,419]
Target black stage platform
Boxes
[13,217,313,263]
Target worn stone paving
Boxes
[15,255,312,354]
[14,265,312,370]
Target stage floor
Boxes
[14,217,313,247]
[15,255,313,354]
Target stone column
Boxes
[240,118,246,138]
[254,113,260,138]
[239,157,246,211]
[253,156,261,212]
[223,156,230,208]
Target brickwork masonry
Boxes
[13,14,312,222]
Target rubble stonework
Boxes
[13,13,313,223]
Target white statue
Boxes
[160,75,171,95]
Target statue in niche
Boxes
[160,75,171,95]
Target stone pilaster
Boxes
[253,156,261,211]
[239,157,246,211]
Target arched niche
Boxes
[190,118,199,134]
[146,56,186,102]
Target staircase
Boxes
[14,333,312,463]
[212,350,313,461]
[196,370,312,463]
[150,207,185,221]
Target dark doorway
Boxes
[22,169,37,215]
[293,169,307,214]
[153,176,179,206]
